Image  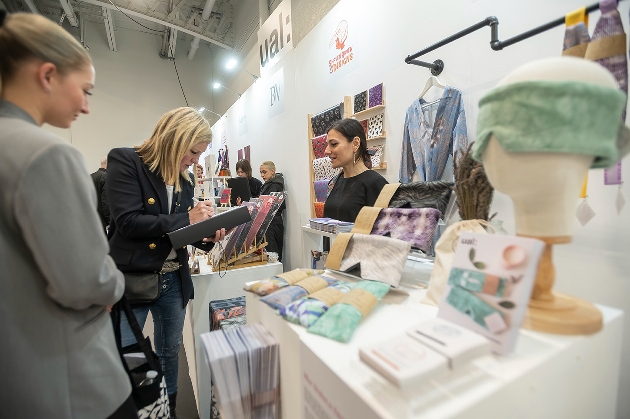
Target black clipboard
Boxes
[167,206,251,248]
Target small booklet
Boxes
[438,232,544,355]
[167,205,252,248]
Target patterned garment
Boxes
[260,276,339,310]
[278,281,355,327]
[368,83,384,108]
[388,180,454,217]
[308,280,390,343]
[354,91,367,113]
[313,157,341,181]
[400,87,468,183]
[367,113,384,139]
[339,234,411,287]
[311,103,343,137]
[314,180,329,202]
[312,134,328,159]
[589,0,627,119]
[314,202,325,218]
[370,208,441,252]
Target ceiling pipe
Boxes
[59,0,79,26]
[188,0,216,60]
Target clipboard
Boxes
[167,206,251,248]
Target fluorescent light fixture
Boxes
[199,107,205,112]
[226,58,237,69]
[213,82,221,89]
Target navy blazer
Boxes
[106,147,213,307]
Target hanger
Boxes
[418,75,446,99]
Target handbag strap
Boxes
[113,296,161,373]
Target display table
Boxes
[183,258,283,419]
[247,273,623,419]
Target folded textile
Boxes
[314,202,325,218]
[371,207,441,252]
[260,276,339,310]
[244,269,324,296]
[278,281,355,327]
[218,315,247,331]
[388,180,454,218]
[338,234,411,287]
[314,180,329,203]
[308,280,390,343]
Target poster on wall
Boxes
[267,67,285,119]
[325,18,359,84]
[258,0,293,77]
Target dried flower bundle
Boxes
[453,143,495,221]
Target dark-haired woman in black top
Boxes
[323,118,388,223]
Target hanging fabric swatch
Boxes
[368,83,384,108]
[308,280,390,343]
[370,207,442,253]
[278,281,355,328]
[311,103,343,137]
[260,276,339,310]
[562,7,590,57]
[354,91,367,113]
[314,180,329,202]
[312,134,328,159]
[367,113,385,139]
[400,87,468,183]
[313,157,341,180]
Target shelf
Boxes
[199,176,230,181]
[372,162,387,170]
[302,225,338,238]
[367,132,386,141]
[351,103,385,119]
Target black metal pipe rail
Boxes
[405,1,612,75]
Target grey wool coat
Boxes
[0,101,131,418]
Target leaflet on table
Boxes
[167,205,251,248]
[437,232,544,354]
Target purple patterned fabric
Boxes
[312,134,328,159]
[314,180,329,202]
[370,207,441,252]
[368,83,383,108]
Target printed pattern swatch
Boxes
[354,91,367,113]
[311,103,343,137]
[311,134,328,159]
[370,208,441,252]
[368,144,384,168]
[367,113,384,139]
[368,83,384,108]
[314,180,329,202]
[313,157,341,181]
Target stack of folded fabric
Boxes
[308,280,391,343]
[260,275,339,310]
[278,281,355,327]
[244,269,324,296]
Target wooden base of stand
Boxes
[211,237,269,271]
[523,291,603,335]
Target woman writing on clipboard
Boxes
[106,107,226,416]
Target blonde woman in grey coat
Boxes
[0,12,135,418]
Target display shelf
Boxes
[372,162,387,170]
[352,103,386,119]
[367,133,386,141]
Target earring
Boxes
[353,151,358,165]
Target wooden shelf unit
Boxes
[351,103,386,119]
[367,132,386,141]
[372,162,387,170]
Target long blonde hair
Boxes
[0,13,91,86]
[137,107,212,192]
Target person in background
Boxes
[259,160,285,261]
[0,12,135,418]
[195,163,204,180]
[106,107,226,418]
[91,155,110,233]
[324,118,388,222]
[236,158,263,198]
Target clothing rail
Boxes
[405,1,622,75]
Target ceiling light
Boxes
[213,82,221,89]
[226,58,237,69]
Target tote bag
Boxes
[422,219,494,306]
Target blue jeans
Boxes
[120,271,186,397]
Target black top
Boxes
[249,176,263,198]
[324,170,388,223]
[90,167,110,231]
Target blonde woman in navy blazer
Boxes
[106,107,225,416]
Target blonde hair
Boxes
[261,161,276,172]
[0,13,92,86]
[137,107,212,192]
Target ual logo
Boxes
[329,20,353,74]
[260,12,292,68]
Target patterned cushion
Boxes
[367,113,384,139]
[354,91,367,113]
[367,144,384,168]
[371,208,441,252]
[313,157,341,181]
[314,180,329,202]
[311,134,328,159]
[311,103,343,137]
[368,83,384,108]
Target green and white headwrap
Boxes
[473,81,630,168]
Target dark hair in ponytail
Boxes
[327,118,372,169]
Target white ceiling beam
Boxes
[79,0,233,49]
[59,0,78,26]
[102,7,117,51]
[23,0,42,14]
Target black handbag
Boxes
[113,296,170,418]
[123,273,162,305]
